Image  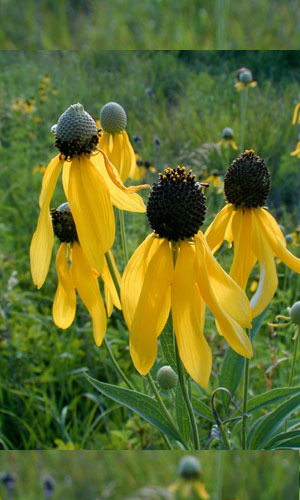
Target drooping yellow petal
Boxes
[30,155,64,288]
[62,161,71,197]
[53,242,76,329]
[123,130,138,180]
[101,251,121,316]
[172,241,212,387]
[196,236,252,358]
[230,208,257,289]
[130,239,173,376]
[68,156,115,274]
[71,242,107,346]
[193,482,210,500]
[198,232,252,328]
[205,204,234,254]
[249,210,278,317]
[121,234,158,329]
[98,132,111,155]
[255,208,300,274]
[292,102,300,125]
[96,148,149,194]
[90,153,147,212]
[110,132,131,182]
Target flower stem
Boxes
[216,0,225,49]
[103,337,135,390]
[241,357,249,449]
[288,326,299,386]
[174,339,200,450]
[118,209,129,266]
[146,372,188,449]
[240,86,249,154]
[105,251,121,297]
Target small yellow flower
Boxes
[50,203,121,345]
[33,116,42,123]
[121,167,252,386]
[235,68,257,91]
[32,164,47,174]
[218,127,238,150]
[169,456,210,500]
[206,151,300,318]
[98,102,140,182]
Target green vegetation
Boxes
[1,50,300,450]
[0,0,299,49]
[0,450,297,500]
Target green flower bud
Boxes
[178,456,202,480]
[290,302,300,325]
[100,102,127,133]
[157,366,178,389]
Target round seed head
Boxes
[224,150,271,208]
[55,103,98,158]
[157,366,178,389]
[51,202,78,243]
[222,127,234,140]
[178,456,202,480]
[146,166,206,241]
[291,302,300,325]
[100,102,127,133]
[240,70,253,83]
[285,234,294,244]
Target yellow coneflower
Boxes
[218,127,238,150]
[234,68,257,92]
[121,166,252,387]
[169,456,209,499]
[51,203,121,345]
[11,98,36,114]
[32,164,47,174]
[205,150,300,318]
[204,169,223,189]
[290,135,300,158]
[98,102,140,182]
[30,103,148,289]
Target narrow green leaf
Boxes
[219,307,269,412]
[85,373,182,441]
[175,384,191,442]
[248,387,300,413]
[159,315,177,371]
[264,430,300,449]
[192,398,215,422]
[249,393,300,449]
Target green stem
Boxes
[146,373,188,449]
[241,357,250,449]
[240,86,249,154]
[118,209,128,266]
[103,338,135,390]
[288,326,299,386]
[161,432,173,450]
[105,251,121,297]
[216,0,225,49]
[174,340,200,450]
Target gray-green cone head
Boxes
[222,127,234,140]
[55,103,98,159]
[51,202,78,243]
[291,302,300,325]
[157,366,178,389]
[100,102,127,133]
[178,456,202,480]
[240,70,253,83]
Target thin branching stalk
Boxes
[118,209,129,266]
[288,325,299,386]
[241,357,250,449]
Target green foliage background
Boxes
[0,450,297,500]
[0,0,299,49]
[1,50,300,449]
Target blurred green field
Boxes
[0,0,299,49]
[2,50,300,450]
[0,450,297,500]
